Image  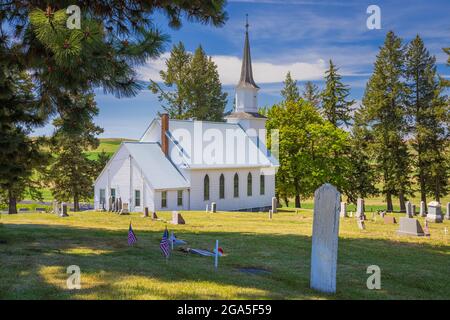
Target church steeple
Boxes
[237,15,259,90]
[234,14,259,113]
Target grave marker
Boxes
[356,198,365,220]
[142,207,149,218]
[172,211,185,225]
[272,197,278,213]
[340,202,347,218]
[310,184,340,294]
[426,201,443,223]
[357,218,366,230]
[119,202,129,215]
[445,203,450,220]
[405,201,413,218]
[152,211,158,220]
[397,217,427,237]
[383,216,396,224]
[420,201,426,217]
[60,203,69,217]
[211,202,217,213]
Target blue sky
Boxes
[32,0,450,139]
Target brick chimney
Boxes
[161,113,169,156]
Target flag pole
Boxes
[214,240,219,270]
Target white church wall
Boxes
[189,167,275,211]
[154,189,189,211]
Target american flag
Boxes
[128,222,137,245]
[160,227,170,257]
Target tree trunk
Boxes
[295,194,301,208]
[386,192,393,212]
[8,191,17,214]
[399,191,406,212]
[283,196,289,208]
[73,194,79,212]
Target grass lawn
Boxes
[0,209,449,300]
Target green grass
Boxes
[0,209,449,299]
[86,138,134,160]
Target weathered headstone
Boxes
[397,217,427,237]
[108,196,113,211]
[142,207,149,218]
[357,219,366,230]
[340,202,347,218]
[405,201,413,218]
[53,201,60,215]
[310,183,340,294]
[211,202,217,213]
[420,201,426,217]
[271,197,278,213]
[118,198,122,213]
[269,209,273,220]
[380,211,386,218]
[119,202,129,215]
[426,201,443,223]
[172,211,185,225]
[205,204,209,212]
[152,211,158,220]
[60,203,69,217]
[356,198,365,220]
[445,202,450,220]
[384,216,396,224]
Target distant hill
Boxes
[86,138,136,160]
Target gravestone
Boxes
[405,201,413,218]
[271,197,277,213]
[211,202,217,213]
[397,217,427,237]
[412,204,416,216]
[172,211,185,225]
[426,201,443,223]
[53,201,60,215]
[119,202,129,215]
[357,219,366,230]
[269,209,273,220]
[445,203,450,220]
[206,204,209,212]
[310,183,340,294]
[108,197,113,211]
[356,198,365,220]
[420,201,426,217]
[384,216,396,224]
[380,211,386,218]
[60,203,69,217]
[142,207,149,218]
[118,198,122,213]
[340,202,347,218]
[152,211,158,220]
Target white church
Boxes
[94,24,279,212]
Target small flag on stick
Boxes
[128,222,137,245]
[160,227,170,258]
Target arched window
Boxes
[219,174,225,199]
[260,174,265,195]
[204,174,210,201]
[247,172,252,196]
[233,173,239,198]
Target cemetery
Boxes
[1,188,449,300]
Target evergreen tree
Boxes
[405,36,449,203]
[321,60,354,127]
[0,41,47,213]
[302,81,321,109]
[149,42,192,119]
[281,71,300,102]
[150,44,227,121]
[47,93,103,211]
[94,151,112,176]
[362,31,412,212]
[345,109,378,203]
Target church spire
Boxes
[237,14,259,89]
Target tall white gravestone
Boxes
[356,198,365,219]
[310,184,340,294]
[271,197,278,213]
[427,201,443,223]
[445,203,450,220]
[340,202,347,218]
[420,201,426,217]
[405,201,412,218]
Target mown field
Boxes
[0,209,449,299]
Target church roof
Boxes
[224,111,267,120]
[236,21,259,90]
[123,142,189,190]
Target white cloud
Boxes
[137,53,327,85]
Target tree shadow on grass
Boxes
[0,222,449,300]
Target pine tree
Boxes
[345,109,378,203]
[281,72,300,102]
[362,31,412,212]
[150,42,192,118]
[150,44,227,121]
[47,93,103,211]
[405,36,449,203]
[321,60,354,127]
[0,42,47,213]
[302,81,321,109]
